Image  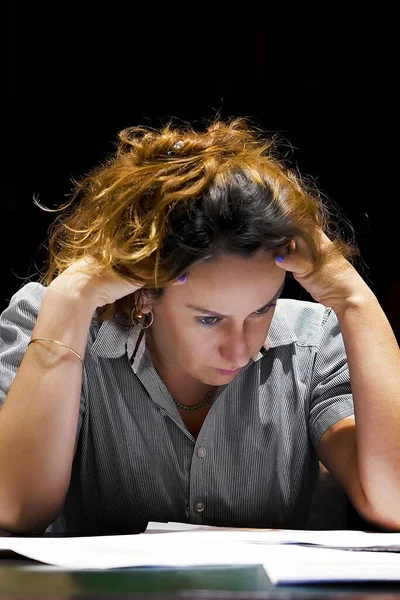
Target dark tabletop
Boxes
[1,555,400,599]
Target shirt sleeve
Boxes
[308,307,354,449]
[0,282,86,440]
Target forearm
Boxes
[335,285,400,520]
[0,286,96,532]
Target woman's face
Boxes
[145,251,285,386]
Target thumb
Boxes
[274,239,295,272]
[274,238,314,278]
[274,253,290,270]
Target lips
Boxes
[216,368,242,375]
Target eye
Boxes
[198,317,221,328]
[197,303,276,328]
[254,303,276,316]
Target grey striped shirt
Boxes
[0,282,354,534]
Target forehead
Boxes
[173,251,285,312]
[189,250,277,281]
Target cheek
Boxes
[180,325,218,360]
[186,335,211,354]
[260,308,276,335]
[248,310,276,349]
[162,316,209,356]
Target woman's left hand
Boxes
[274,229,371,313]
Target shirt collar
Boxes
[89,316,132,359]
[90,300,298,368]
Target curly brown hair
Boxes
[35,117,358,323]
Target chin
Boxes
[192,370,217,385]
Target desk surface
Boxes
[1,557,400,599]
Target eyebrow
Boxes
[185,281,286,317]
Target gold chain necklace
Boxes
[154,367,215,411]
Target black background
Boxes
[3,7,399,340]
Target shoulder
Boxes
[1,282,48,324]
[272,298,339,349]
[0,282,48,406]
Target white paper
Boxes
[146,522,400,549]
[0,522,399,583]
[260,544,400,584]
[0,531,261,570]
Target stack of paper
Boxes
[0,522,399,584]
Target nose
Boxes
[218,326,251,369]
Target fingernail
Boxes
[178,274,187,282]
[275,255,285,263]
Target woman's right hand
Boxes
[47,257,145,309]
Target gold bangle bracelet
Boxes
[28,337,84,364]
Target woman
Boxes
[0,118,399,535]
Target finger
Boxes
[275,237,314,277]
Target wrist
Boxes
[47,278,99,313]
[332,285,378,319]
[30,285,96,362]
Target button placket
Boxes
[193,443,206,515]
[195,500,205,513]
[189,420,213,522]
[197,445,206,459]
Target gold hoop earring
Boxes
[131,308,154,329]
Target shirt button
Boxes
[195,501,205,513]
[197,446,206,458]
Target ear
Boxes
[139,292,155,314]
[138,287,165,314]
[133,288,154,315]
